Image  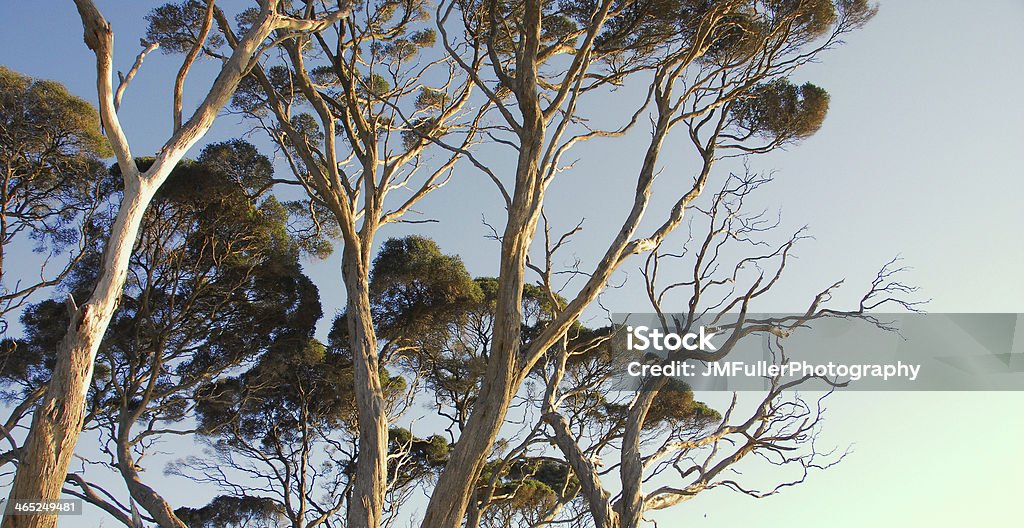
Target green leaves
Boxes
[0,66,115,326]
[770,0,838,38]
[389,427,451,486]
[145,0,224,54]
[644,378,721,427]
[731,79,831,143]
[0,66,111,158]
[370,236,484,340]
[174,495,285,528]
[197,139,274,197]
[8,138,325,445]
[415,87,449,111]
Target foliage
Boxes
[388,427,451,487]
[0,66,115,328]
[1,138,328,525]
[731,79,831,143]
[174,495,286,528]
[145,0,225,53]
[2,0,884,525]
[370,236,484,343]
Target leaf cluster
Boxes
[145,0,225,54]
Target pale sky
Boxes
[2,1,1023,526]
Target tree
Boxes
[0,66,113,336]
[154,1,881,526]
[171,236,475,528]
[176,336,362,528]
[2,1,902,527]
[1,140,328,528]
[417,2,878,527]
[534,171,916,527]
[174,496,286,528]
[163,3,487,525]
[3,3,351,526]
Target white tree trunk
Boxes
[419,71,547,527]
[343,252,388,528]
[1,2,332,525]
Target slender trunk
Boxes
[617,388,659,528]
[419,84,547,527]
[114,392,189,528]
[343,246,388,528]
[172,0,214,132]
[419,364,518,527]
[2,179,157,528]
[463,492,483,528]
[543,339,618,528]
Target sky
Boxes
[2,0,1024,526]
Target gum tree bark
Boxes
[419,101,546,528]
[2,2,349,527]
[342,245,387,528]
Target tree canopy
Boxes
[0,66,114,332]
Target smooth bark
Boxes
[342,247,388,528]
[420,18,548,520]
[2,2,339,525]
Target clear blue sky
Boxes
[2,1,1023,526]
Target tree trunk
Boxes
[116,415,188,528]
[542,339,618,528]
[419,70,547,526]
[616,389,658,528]
[343,248,388,528]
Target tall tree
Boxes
[176,234,585,528]
[4,1,906,527]
[172,236,475,528]
[3,3,351,526]
[533,171,917,528]
[417,1,878,527]
[151,3,487,525]
[170,1,881,526]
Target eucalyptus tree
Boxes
[117,1,889,526]
[0,66,113,468]
[142,2,486,525]
[1,140,328,528]
[177,336,364,528]
[361,236,587,528]
[173,236,476,528]
[173,496,287,528]
[415,2,879,526]
[0,66,114,336]
[528,169,918,528]
[173,234,584,528]
[4,3,353,525]
[364,176,910,528]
